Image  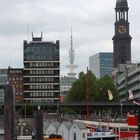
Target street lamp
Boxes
[125,64,128,102]
[25,100,29,118]
[120,102,123,118]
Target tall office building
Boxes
[89,53,113,79]
[0,69,7,103]
[8,68,23,103]
[112,0,132,68]
[23,34,60,110]
[0,68,23,103]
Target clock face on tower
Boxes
[118,25,127,33]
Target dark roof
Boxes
[116,0,128,9]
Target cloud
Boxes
[0,0,139,76]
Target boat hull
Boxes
[88,137,116,140]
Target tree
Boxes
[97,75,119,101]
[20,103,33,116]
[60,107,76,115]
[66,72,119,102]
[66,70,97,102]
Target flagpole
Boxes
[125,64,128,101]
[138,109,140,139]
[86,67,89,119]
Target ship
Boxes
[87,131,117,140]
[75,115,138,139]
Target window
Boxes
[16,85,19,88]
[50,92,54,97]
[74,133,76,140]
[51,62,53,67]
[51,70,54,74]
[30,93,33,97]
[48,85,51,89]
[83,133,85,138]
[16,100,19,102]
[48,70,50,74]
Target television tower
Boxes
[66,27,78,77]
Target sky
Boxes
[0,0,140,76]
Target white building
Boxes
[69,122,87,140]
[44,122,60,136]
[58,122,72,140]
[44,121,87,140]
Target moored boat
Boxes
[74,118,138,139]
[87,131,117,140]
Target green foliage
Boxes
[20,103,33,116]
[66,71,119,102]
[97,75,119,101]
[66,72,86,101]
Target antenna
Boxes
[41,32,43,39]
[69,26,74,65]
[71,26,73,56]
[27,24,29,42]
[66,26,78,77]
[32,32,34,40]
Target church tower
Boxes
[113,0,132,68]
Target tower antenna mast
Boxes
[66,27,78,77]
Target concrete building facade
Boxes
[0,68,23,103]
[23,35,60,112]
[8,68,23,103]
[116,63,140,101]
[0,69,7,103]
